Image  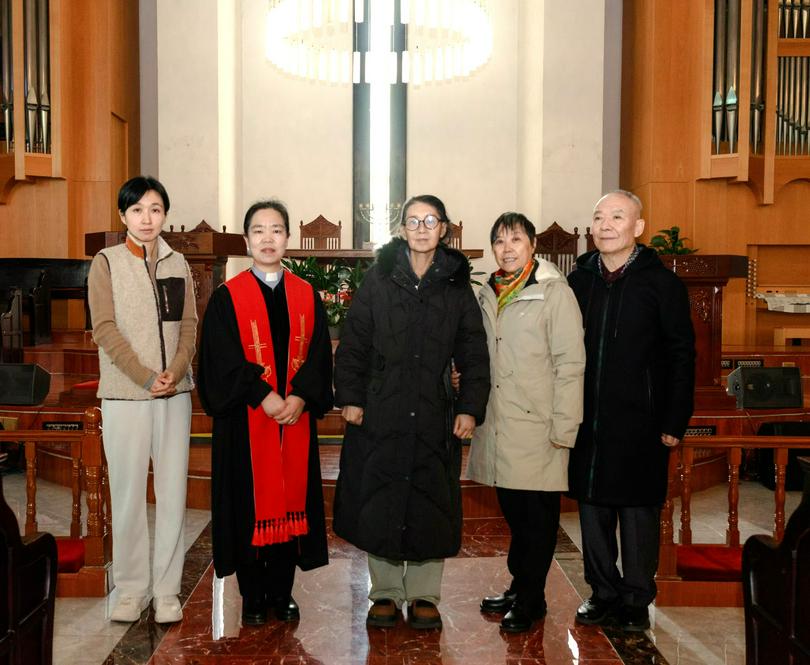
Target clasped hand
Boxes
[261,392,305,425]
[150,370,177,397]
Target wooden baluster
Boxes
[679,446,694,546]
[70,438,82,539]
[24,440,37,536]
[81,407,108,567]
[774,447,788,542]
[658,449,679,578]
[727,446,742,547]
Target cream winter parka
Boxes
[467,259,585,491]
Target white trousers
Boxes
[102,393,191,598]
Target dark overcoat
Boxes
[567,246,695,506]
[333,238,490,560]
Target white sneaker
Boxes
[154,595,183,624]
[110,595,149,622]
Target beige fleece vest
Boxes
[97,239,194,399]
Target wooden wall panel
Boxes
[110,0,140,182]
[68,181,116,258]
[63,1,111,183]
[620,1,655,191]
[0,180,69,257]
[0,0,139,262]
[622,1,810,347]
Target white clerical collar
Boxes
[251,266,283,289]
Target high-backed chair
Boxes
[534,222,580,274]
[445,221,463,250]
[743,456,810,665]
[299,215,342,250]
[585,227,596,252]
[0,474,57,665]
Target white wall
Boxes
[409,0,615,277]
[240,1,353,245]
[155,0,220,230]
[142,0,619,275]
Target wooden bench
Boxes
[773,326,810,346]
[0,287,23,362]
[0,259,92,347]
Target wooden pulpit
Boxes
[84,221,247,335]
[661,254,748,410]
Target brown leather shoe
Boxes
[366,598,398,628]
[407,600,442,630]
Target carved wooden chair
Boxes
[445,221,463,250]
[0,473,57,665]
[585,227,596,252]
[743,456,810,665]
[299,215,342,250]
[534,222,580,274]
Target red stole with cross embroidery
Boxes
[225,270,315,547]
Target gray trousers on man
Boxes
[578,502,661,608]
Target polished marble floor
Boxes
[3,472,801,664]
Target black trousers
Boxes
[235,540,297,603]
[578,502,661,608]
[496,487,561,612]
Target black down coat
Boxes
[567,246,696,506]
[333,238,490,560]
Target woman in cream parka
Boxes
[467,212,585,633]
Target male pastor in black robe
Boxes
[198,265,333,625]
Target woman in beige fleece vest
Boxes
[88,176,197,625]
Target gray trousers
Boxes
[579,502,661,608]
[367,554,444,607]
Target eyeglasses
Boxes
[404,214,442,230]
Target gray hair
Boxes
[606,189,643,215]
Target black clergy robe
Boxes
[198,271,333,578]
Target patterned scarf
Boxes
[494,259,536,314]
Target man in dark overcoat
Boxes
[567,190,695,632]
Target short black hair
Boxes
[489,212,537,246]
[243,199,290,236]
[118,176,170,214]
[400,194,451,242]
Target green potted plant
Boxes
[649,226,698,254]
[282,258,370,339]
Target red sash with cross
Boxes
[225,270,315,546]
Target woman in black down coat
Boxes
[334,194,490,631]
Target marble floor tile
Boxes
[4,468,795,663]
[152,556,622,665]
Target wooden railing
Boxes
[0,407,111,597]
[657,435,810,606]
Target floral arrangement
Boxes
[282,257,370,330]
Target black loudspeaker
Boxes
[726,366,803,409]
[0,364,51,405]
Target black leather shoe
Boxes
[480,590,517,614]
[614,605,650,632]
[241,597,268,626]
[500,603,546,633]
[575,597,617,625]
[272,596,300,622]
